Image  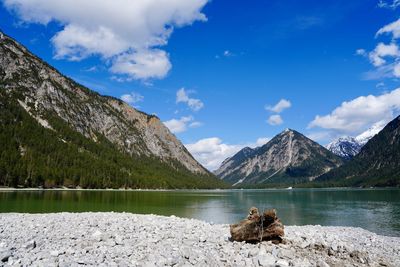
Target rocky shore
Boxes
[0,213,399,267]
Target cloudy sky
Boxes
[1,0,400,170]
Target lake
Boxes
[1,188,399,237]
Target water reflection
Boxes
[0,188,399,237]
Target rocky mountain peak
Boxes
[279,128,295,136]
[241,147,255,156]
[216,129,343,186]
[0,31,210,182]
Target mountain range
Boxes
[326,136,362,160]
[215,129,343,186]
[0,30,226,189]
[326,121,385,159]
[216,118,400,187]
[1,30,399,189]
[317,115,400,187]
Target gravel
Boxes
[0,212,399,266]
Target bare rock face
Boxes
[216,129,343,185]
[230,207,284,243]
[0,31,207,175]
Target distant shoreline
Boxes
[0,187,186,192]
[0,186,398,192]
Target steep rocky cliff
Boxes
[0,31,221,188]
[216,129,343,186]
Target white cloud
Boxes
[223,50,233,57]
[265,99,290,126]
[176,88,204,111]
[355,120,386,145]
[393,63,400,77]
[4,0,208,80]
[189,121,203,128]
[361,18,400,79]
[51,24,128,60]
[368,43,400,67]
[265,99,292,113]
[163,116,202,134]
[185,138,242,170]
[308,120,387,145]
[254,137,270,147]
[309,88,400,135]
[362,63,397,80]
[84,66,98,72]
[355,49,367,56]
[306,131,335,143]
[378,0,400,9]
[267,114,283,126]
[110,49,171,80]
[185,136,270,171]
[376,82,386,89]
[120,92,144,105]
[376,17,400,38]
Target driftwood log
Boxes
[230,207,284,243]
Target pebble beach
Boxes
[0,213,399,267]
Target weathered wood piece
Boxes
[230,207,284,243]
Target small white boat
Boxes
[286,186,293,190]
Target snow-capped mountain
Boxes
[318,116,400,187]
[327,121,386,159]
[355,120,386,146]
[326,137,362,160]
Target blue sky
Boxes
[1,0,400,169]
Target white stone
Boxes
[0,251,12,263]
[50,250,60,257]
[258,254,276,266]
[249,247,259,257]
[275,259,289,267]
[316,259,330,267]
[92,230,103,241]
[23,240,36,250]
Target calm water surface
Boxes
[0,188,399,237]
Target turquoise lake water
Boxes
[0,188,399,237]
